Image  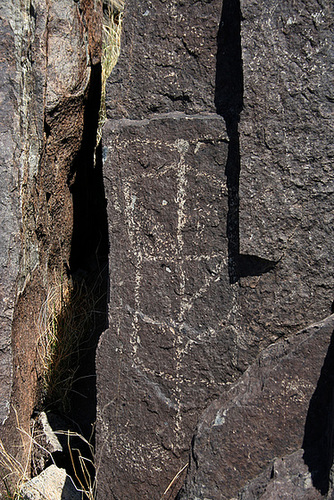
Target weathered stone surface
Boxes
[238,0,334,336]
[178,315,334,499]
[0,0,102,478]
[97,114,229,499]
[106,0,222,119]
[238,450,322,500]
[0,6,21,426]
[20,465,81,500]
[97,1,230,498]
[32,412,63,476]
[96,0,334,497]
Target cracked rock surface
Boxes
[0,0,102,482]
[178,315,334,499]
[96,0,334,498]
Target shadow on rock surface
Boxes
[303,330,334,495]
[215,0,278,284]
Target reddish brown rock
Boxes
[0,0,102,477]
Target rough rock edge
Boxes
[20,464,81,500]
[179,314,334,499]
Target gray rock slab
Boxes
[20,465,81,500]
[36,413,63,455]
[96,113,230,499]
[32,413,63,475]
[0,6,22,426]
[178,315,334,499]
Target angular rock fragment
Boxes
[32,412,63,475]
[20,464,81,500]
[178,315,334,499]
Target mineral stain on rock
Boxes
[0,0,106,492]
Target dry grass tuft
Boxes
[37,277,97,414]
[96,0,124,148]
[58,430,96,500]
[0,410,35,499]
[0,412,96,499]
[0,439,26,499]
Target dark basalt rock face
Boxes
[1,0,332,496]
[178,315,334,499]
[97,114,230,499]
[97,1,233,498]
[97,1,228,498]
[105,0,222,119]
[237,0,334,341]
[96,0,334,498]
[238,450,323,500]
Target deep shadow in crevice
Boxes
[215,0,277,283]
[68,61,109,442]
[38,61,109,490]
[302,330,334,495]
[69,63,109,274]
[215,0,242,284]
[238,254,277,278]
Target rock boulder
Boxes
[178,315,334,499]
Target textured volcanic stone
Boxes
[97,114,229,499]
[97,1,228,498]
[97,0,334,497]
[106,0,222,119]
[178,315,334,499]
[238,0,334,334]
[238,450,322,500]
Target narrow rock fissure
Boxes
[215,0,277,283]
[215,0,243,284]
[67,61,109,442]
[36,61,109,489]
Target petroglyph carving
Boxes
[97,114,235,495]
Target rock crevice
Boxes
[0,0,105,487]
